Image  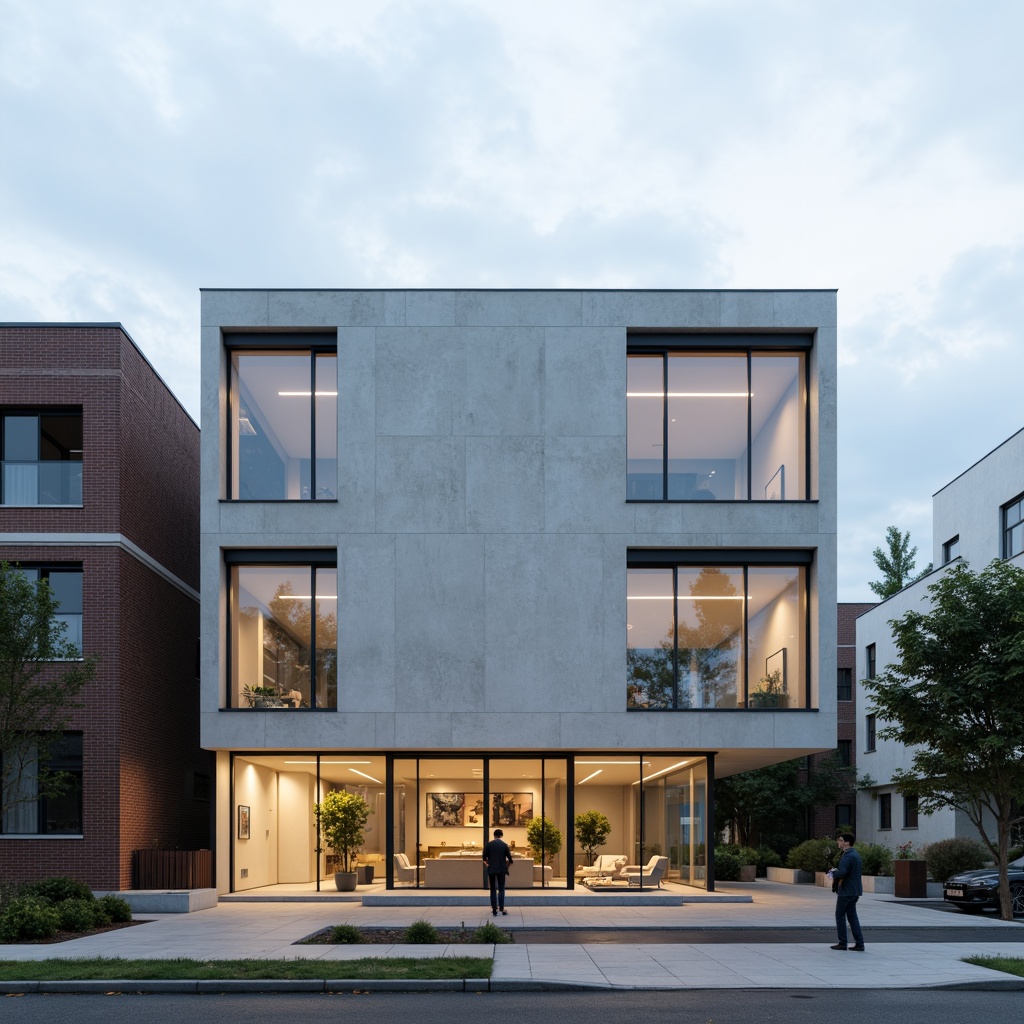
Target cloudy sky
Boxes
[3,1,1022,601]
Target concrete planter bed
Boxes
[766,867,813,884]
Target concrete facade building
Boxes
[200,289,838,893]
[0,324,209,889]
[855,427,1024,850]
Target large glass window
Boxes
[627,349,806,501]
[627,562,808,709]
[228,561,337,709]
[1,410,82,506]
[229,348,337,500]
[1,733,83,835]
[16,565,83,655]
[1004,494,1024,559]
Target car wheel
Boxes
[1011,883,1024,917]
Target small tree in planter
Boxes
[575,810,611,866]
[748,669,787,708]
[526,815,563,866]
[315,790,371,891]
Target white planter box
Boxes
[766,867,813,884]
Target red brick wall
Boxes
[0,325,205,890]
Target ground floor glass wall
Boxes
[228,751,708,892]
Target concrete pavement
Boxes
[1,881,1023,991]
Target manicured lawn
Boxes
[963,956,1024,978]
[0,956,493,981]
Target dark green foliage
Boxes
[472,921,510,943]
[574,810,612,865]
[869,525,930,599]
[855,842,893,877]
[97,894,132,924]
[56,898,102,933]
[328,924,363,944]
[924,837,988,882]
[713,848,742,881]
[27,876,94,905]
[753,846,783,874]
[786,837,839,874]
[0,895,59,942]
[403,919,439,944]
[863,559,1024,919]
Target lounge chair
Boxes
[622,855,669,888]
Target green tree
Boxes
[575,809,612,865]
[869,525,932,599]
[862,559,1024,921]
[0,562,96,822]
[526,815,563,864]
[315,789,371,872]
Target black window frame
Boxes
[1,406,83,506]
[837,667,852,702]
[224,548,338,711]
[879,792,892,830]
[903,793,919,829]
[865,713,877,752]
[0,732,83,836]
[626,334,812,503]
[942,535,960,564]
[835,804,853,828]
[1003,493,1024,559]
[865,644,876,679]
[838,739,852,767]
[224,332,338,503]
[626,548,813,711]
[11,562,84,657]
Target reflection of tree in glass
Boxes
[627,633,675,708]
[266,580,338,707]
[677,569,740,709]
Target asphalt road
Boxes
[3,990,1024,1023]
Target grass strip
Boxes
[0,957,492,982]
[963,956,1024,978]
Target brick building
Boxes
[0,323,210,889]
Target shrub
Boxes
[925,837,988,881]
[328,924,363,944]
[97,895,132,924]
[472,920,510,943]
[786,838,838,874]
[0,879,24,914]
[403,919,439,944]
[714,848,742,881]
[27,876,94,905]
[856,842,893,877]
[57,898,102,933]
[0,896,59,942]
[753,846,783,875]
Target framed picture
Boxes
[491,792,533,827]
[427,792,466,827]
[237,804,250,840]
[463,793,485,827]
[765,464,785,501]
[766,648,787,691]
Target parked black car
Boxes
[942,854,1024,915]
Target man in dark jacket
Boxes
[482,828,514,916]
[830,832,865,951]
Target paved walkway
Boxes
[2,882,1023,990]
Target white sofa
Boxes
[424,857,535,888]
[576,854,627,880]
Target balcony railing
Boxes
[2,461,82,506]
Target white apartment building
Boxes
[856,427,1024,849]
[199,289,838,894]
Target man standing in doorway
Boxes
[830,832,865,951]
[482,828,514,916]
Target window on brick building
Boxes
[838,739,852,767]
[835,804,853,829]
[1,409,82,506]
[14,565,83,655]
[1,733,83,835]
[837,667,852,701]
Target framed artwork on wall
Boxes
[427,792,466,827]
[237,804,250,840]
[491,792,533,827]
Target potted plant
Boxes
[315,789,372,891]
[242,684,281,708]
[526,815,563,866]
[748,669,788,708]
[575,810,611,866]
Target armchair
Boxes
[393,852,423,885]
[622,855,669,888]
